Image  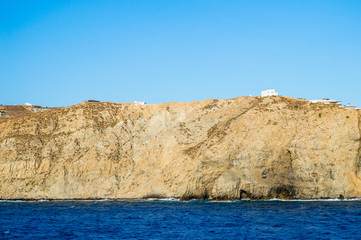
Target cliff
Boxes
[1,96,360,200]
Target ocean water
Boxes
[1,200,361,239]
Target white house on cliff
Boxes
[261,89,278,97]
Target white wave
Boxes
[1,198,360,203]
[144,198,180,202]
[267,198,361,202]
[158,198,180,202]
[0,199,49,203]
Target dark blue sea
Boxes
[1,199,361,239]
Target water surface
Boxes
[1,200,360,239]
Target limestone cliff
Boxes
[1,96,361,200]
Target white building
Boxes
[24,103,33,107]
[261,89,278,97]
[342,105,358,110]
[134,101,146,105]
[309,99,342,105]
[310,98,358,109]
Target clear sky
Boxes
[1,0,361,107]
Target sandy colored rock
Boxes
[0,96,360,200]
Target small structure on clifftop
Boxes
[261,89,278,97]
[310,98,358,110]
[309,99,342,105]
[134,101,146,105]
[341,105,358,110]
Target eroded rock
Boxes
[0,96,360,200]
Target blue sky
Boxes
[1,0,361,107]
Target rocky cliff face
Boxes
[1,96,360,200]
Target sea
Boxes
[1,199,361,239]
